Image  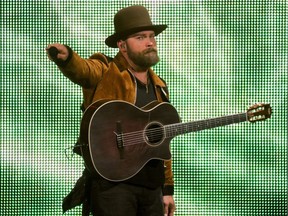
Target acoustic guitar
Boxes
[79,99,272,181]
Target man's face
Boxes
[124,30,160,69]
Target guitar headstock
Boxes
[247,103,272,122]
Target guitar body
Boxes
[79,100,272,181]
[80,100,181,181]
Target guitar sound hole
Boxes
[145,123,164,146]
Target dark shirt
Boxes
[125,76,165,189]
[135,77,157,107]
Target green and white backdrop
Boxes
[1,0,287,215]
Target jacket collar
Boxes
[113,52,167,87]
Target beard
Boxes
[126,46,160,70]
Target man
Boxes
[46,5,176,216]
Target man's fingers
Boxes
[46,43,68,61]
[47,46,59,61]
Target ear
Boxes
[117,40,126,51]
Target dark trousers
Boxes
[90,179,164,216]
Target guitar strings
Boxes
[118,113,246,147]
[122,114,245,146]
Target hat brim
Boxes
[105,25,167,48]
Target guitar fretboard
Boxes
[165,113,247,138]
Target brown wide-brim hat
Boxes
[105,5,167,48]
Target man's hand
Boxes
[163,195,176,216]
[46,43,69,62]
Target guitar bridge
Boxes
[115,121,124,149]
[115,132,124,149]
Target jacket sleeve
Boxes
[162,160,174,195]
[56,46,109,89]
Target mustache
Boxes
[143,48,157,54]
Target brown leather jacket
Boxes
[56,50,174,215]
[60,50,174,213]
[61,51,169,109]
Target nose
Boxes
[146,39,154,47]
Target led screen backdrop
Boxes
[1,0,287,215]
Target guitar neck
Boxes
[165,112,247,138]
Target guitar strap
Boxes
[158,76,170,103]
[160,86,170,102]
